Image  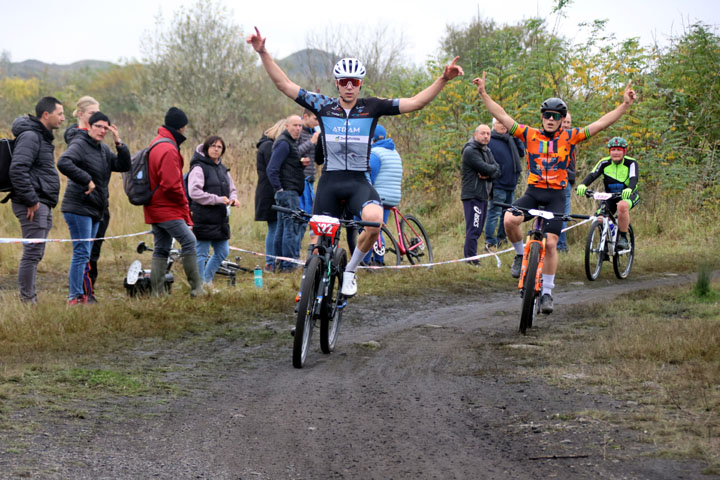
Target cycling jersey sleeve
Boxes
[363,96,401,117]
[567,126,590,144]
[295,88,335,114]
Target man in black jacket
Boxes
[461,124,500,265]
[266,115,305,272]
[9,96,65,303]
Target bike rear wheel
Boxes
[584,220,605,281]
[293,256,321,368]
[520,242,541,334]
[372,226,401,266]
[399,215,433,265]
[613,224,635,279]
[321,248,347,354]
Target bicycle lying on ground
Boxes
[583,190,635,281]
[215,256,252,286]
[495,202,590,334]
[369,206,433,266]
[124,241,178,296]
[272,205,380,368]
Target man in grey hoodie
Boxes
[461,124,500,265]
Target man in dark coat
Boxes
[484,117,525,250]
[255,132,276,270]
[461,124,500,265]
[266,115,304,272]
[9,96,65,303]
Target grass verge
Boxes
[502,280,720,473]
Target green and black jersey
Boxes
[580,156,638,195]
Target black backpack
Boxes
[123,138,176,206]
[0,138,15,203]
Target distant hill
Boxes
[1,59,116,78]
[278,48,337,81]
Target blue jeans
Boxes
[197,239,229,283]
[63,212,99,300]
[273,190,302,271]
[557,183,572,249]
[151,220,197,259]
[265,219,277,269]
[484,188,514,246]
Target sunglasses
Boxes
[542,111,563,121]
[337,78,362,88]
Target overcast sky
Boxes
[2,0,718,66]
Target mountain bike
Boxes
[583,190,635,281]
[272,205,380,368]
[496,202,589,334]
[369,206,433,266]
[215,256,251,286]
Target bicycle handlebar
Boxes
[584,189,622,200]
[271,205,381,228]
[493,202,590,220]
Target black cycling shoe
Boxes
[540,294,554,314]
[510,254,523,278]
[290,327,296,337]
[616,234,629,251]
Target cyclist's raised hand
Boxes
[576,184,587,196]
[246,26,266,54]
[621,188,632,200]
[472,71,487,96]
[623,80,636,106]
[441,56,463,81]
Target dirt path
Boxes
[1,273,716,479]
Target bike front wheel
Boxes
[613,224,635,279]
[293,256,321,368]
[584,220,605,281]
[399,215,433,265]
[520,242,541,334]
[320,248,347,354]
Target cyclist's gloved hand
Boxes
[621,188,632,200]
[576,184,587,196]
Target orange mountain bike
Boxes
[496,202,589,334]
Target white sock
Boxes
[542,274,555,296]
[345,247,369,273]
[512,241,524,255]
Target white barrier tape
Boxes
[229,216,594,271]
[0,230,152,245]
[228,246,304,266]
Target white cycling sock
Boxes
[542,274,555,296]
[345,246,369,273]
[512,241,524,255]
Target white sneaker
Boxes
[341,271,357,297]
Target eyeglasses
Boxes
[542,111,562,121]
[92,124,110,131]
[337,78,362,88]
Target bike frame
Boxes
[518,217,547,293]
[387,206,425,256]
[592,193,622,257]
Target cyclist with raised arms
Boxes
[576,137,639,251]
[247,27,464,296]
[473,71,635,313]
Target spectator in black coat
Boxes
[9,96,65,303]
[57,112,130,304]
[254,118,286,271]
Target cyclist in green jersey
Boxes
[576,137,639,250]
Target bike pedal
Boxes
[337,299,348,310]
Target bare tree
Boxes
[304,23,409,95]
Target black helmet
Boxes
[540,97,568,118]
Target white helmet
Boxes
[333,57,366,79]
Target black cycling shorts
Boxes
[313,170,381,219]
[511,185,566,236]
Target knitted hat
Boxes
[164,107,188,130]
[373,124,386,142]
